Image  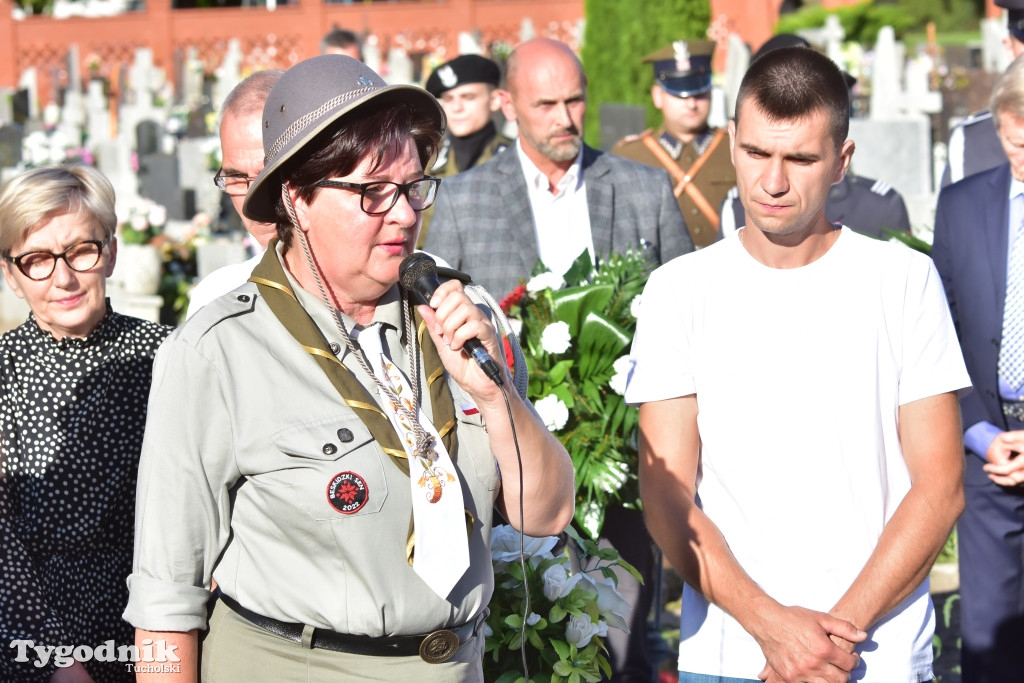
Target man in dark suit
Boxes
[426,38,693,682]
[425,38,692,298]
[932,54,1024,683]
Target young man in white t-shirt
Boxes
[625,46,971,683]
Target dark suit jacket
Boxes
[932,163,1012,432]
[424,144,694,296]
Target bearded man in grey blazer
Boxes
[425,38,692,683]
[424,38,693,299]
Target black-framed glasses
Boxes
[5,238,110,281]
[214,170,257,194]
[315,177,442,215]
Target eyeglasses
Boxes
[315,177,442,215]
[214,171,257,195]
[5,238,110,281]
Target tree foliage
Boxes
[580,0,711,147]
[775,0,980,45]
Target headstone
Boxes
[120,48,166,151]
[177,136,221,220]
[196,240,248,280]
[823,14,846,64]
[457,31,484,56]
[724,33,750,119]
[182,46,205,110]
[60,45,86,149]
[385,48,414,85]
[982,16,1010,73]
[17,68,39,122]
[363,35,383,75]
[86,79,111,144]
[136,120,161,156]
[94,140,139,217]
[520,18,536,43]
[900,54,942,116]
[0,89,12,126]
[138,152,186,220]
[599,103,645,152]
[708,86,728,130]
[0,124,24,169]
[870,26,902,120]
[211,40,243,113]
[849,117,932,197]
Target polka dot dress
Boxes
[1,303,172,682]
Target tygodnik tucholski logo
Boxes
[10,637,181,673]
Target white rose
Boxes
[147,204,168,227]
[540,321,571,354]
[526,271,566,293]
[542,563,569,601]
[608,355,632,396]
[534,394,569,432]
[130,214,149,231]
[565,613,601,648]
[580,574,632,633]
[490,525,558,566]
[630,294,642,319]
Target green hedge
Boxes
[580,0,710,147]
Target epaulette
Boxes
[176,286,259,344]
[952,110,993,130]
[615,128,653,147]
[869,179,893,196]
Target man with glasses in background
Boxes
[186,70,283,319]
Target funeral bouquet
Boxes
[500,250,651,540]
[484,525,638,683]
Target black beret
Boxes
[425,55,501,98]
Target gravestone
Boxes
[120,48,166,151]
[60,46,86,149]
[386,48,414,85]
[17,68,39,122]
[211,40,243,113]
[94,140,140,218]
[457,31,484,56]
[520,17,536,43]
[849,117,933,202]
[363,35,383,74]
[0,89,12,125]
[723,33,750,119]
[86,79,111,145]
[599,103,646,152]
[177,136,221,220]
[197,240,248,280]
[870,26,903,120]
[0,124,24,169]
[982,15,1009,73]
[138,151,186,221]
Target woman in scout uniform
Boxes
[124,55,575,683]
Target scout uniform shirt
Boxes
[613,124,735,248]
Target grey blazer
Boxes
[424,144,694,296]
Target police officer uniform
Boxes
[420,54,513,245]
[613,40,735,248]
[720,173,911,240]
[941,0,1024,187]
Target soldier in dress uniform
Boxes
[941,0,1024,187]
[720,173,911,239]
[612,40,735,248]
[419,54,513,245]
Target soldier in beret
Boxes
[420,54,513,245]
[942,0,1024,187]
[613,40,736,248]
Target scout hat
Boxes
[997,0,1024,42]
[643,39,716,98]
[243,54,446,223]
[424,54,501,98]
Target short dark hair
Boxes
[321,26,363,60]
[272,102,442,244]
[735,46,849,150]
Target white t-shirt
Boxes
[625,228,971,681]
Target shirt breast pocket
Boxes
[271,414,390,520]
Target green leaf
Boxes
[505,614,524,629]
[553,660,574,677]
[549,604,568,623]
[552,284,616,336]
[495,673,522,683]
[551,638,571,660]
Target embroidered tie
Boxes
[999,194,1024,392]
[355,323,470,599]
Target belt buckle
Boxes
[419,629,459,663]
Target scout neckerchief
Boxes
[642,128,726,229]
[249,245,470,596]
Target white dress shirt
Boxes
[516,141,593,276]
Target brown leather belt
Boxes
[219,593,478,663]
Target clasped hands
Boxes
[984,430,1024,488]
[751,603,866,683]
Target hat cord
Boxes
[280,183,438,465]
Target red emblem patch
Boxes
[327,472,369,514]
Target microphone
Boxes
[400,253,504,386]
